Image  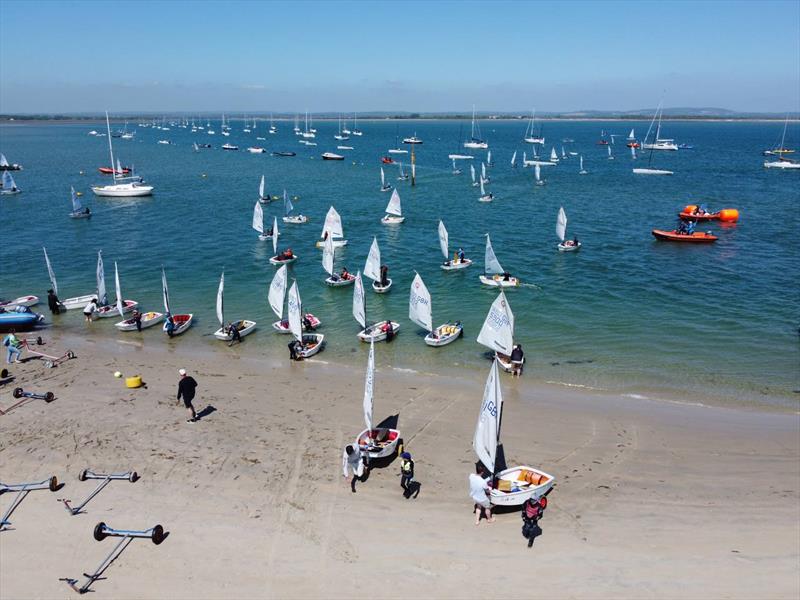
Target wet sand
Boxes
[1,331,798,599]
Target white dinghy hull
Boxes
[489,466,555,506]
[213,319,257,341]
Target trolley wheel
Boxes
[12,387,23,399]
[44,361,54,369]
[78,469,88,482]
[129,471,139,483]
[93,522,107,542]
[1,368,8,378]
[48,475,58,491]
[44,392,55,402]
[151,524,165,545]
[36,336,43,346]
[66,351,76,359]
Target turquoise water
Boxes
[1,119,798,409]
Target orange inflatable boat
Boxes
[678,205,739,222]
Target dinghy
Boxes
[0,171,21,195]
[556,207,581,252]
[579,155,588,175]
[161,267,193,336]
[510,151,517,168]
[0,296,39,309]
[478,235,519,287]
[315,206,348,247]
[397,162,409,181]
[257,175,272,204]
[409,273,462,347]
[353,272,399,342]
[479,177,493,202]
[97,262,137,318]
[381,189,404,224]
[380,167,392,192]
[267,217,297,265]
[652,229,718,243]
[213,272,256,341]
[534,163,544,186]
[474,360,555,506]
[0,153,22,171]
[355,340,401,459]
[477,291,521,373]
[252,201,269,240]
[321,152,344,160]
[322,234,355,286]
[678,205,739,222]
[282,191,308,223]
[269,264,320,333]
[287,281,324,358]
[115,311,164,331]
[364,237,392,293]
[470,163,480,186]
[42,247,90,310]
[69,186,91,218]
[439,221,472,270]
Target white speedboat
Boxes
[247,147,266,153]
[321,152,344,160]
[402,135,423,144]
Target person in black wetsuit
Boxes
[176,368,198,422]
[380,265,389,287]
[47,289,61,314]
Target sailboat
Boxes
[641,104,678,151]
[479,234,519,287]
[479,177,493,202]
[607,144,614,160]
[763,116,795,156]
[486,150,494,167]
[161,267,193,336]
[268,217,296,265]
[476,290,519,372]
[626,128,640,148]
[397,162,409,181]
[301,111,315,138]
[380,167,392,192]
[322,233,355,286]
[43,247,94,311]
[481,161,490,183]
[282,191,308,224]
[510,151,517,168]
[351,112,363,136]
[334,115,349,141]
[0,153,22,171]
[523,109,545,144]
[388,127,408,154]
[579,155,588,175]
[549,147,559,163]
[355,340,400,458]
[112,263,158,329]
[68,187,90,218]
[409,273,462,347]
[316,206,348,247]
[353,271,400,342]
[470,163,478,187]
[0,171,20,195]
[270,264,321,333]
[286,281,325,358]
[212,271,257,341]
[92,112,154,197]
[269,114,277,134]
[96,258,138,318]
[381,189,404,224]
[534,163,544,186]
[452,159,462,175]
[439,220,472,270]
[364,237,392,293]
[257,175,271,204]
[473,359,555,505]
[556,206,581,252]
[634,101,675,175]
[464,105,488,149]
[252,201,269,241]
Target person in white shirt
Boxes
[469,464,495,525]
[83,298,98,322]
[342,444,366,493]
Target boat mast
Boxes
[105,111,116,183]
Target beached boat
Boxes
[115,311,164,331]
[287,281,324,358]
[92,113,154,197]
[678,205,739,222]
[0,171,21,195]
[315,206,348,248]
[213,272,256,342]
[476,290,521,373]
[439,221,472,270]
[364,237,392,293]
[69,186,91,219]
[652,229,718,243]
[556,207,581,252]
[269,265,321,334]
[96,262,137,318]
[322,234,354,286]
[353,272,399,342]
[0,306,43,331]
[161,267,193,336]
[381,189,404,224]
[409,273,462,347]
[0,295,39,309]
[355,340,400,459]
[479,234,519,287]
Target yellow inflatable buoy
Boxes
[125,375,143,389]
[76,191,83,196]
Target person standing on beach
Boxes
[469,464,495,525]
[342,444,365,493]
[400,451,418,498]
[3,330,22,364]
[83,298,98,322]
[176,368,198,422]
[132,309,142,332]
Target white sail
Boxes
[71,186,81,212]
[607,144,612,157]
[510,150,517,166]
[96,251,107,306]
[322,234,335,276]
[363,339,375,432]
[481,162,487,180]
[385,189,402,216]
[0,154,7,167]
[380,167,385,188]
[487,150,492,164]
[216,271,224,326]
[116,158,123,176]
[284,192,294,216]
[438,220,449,260]
[408,273,432,332]
[628,128,635,140]
[631,145,637,159]
[252,201,264,234]
[43,247,57,294]
[259,175,265,199]
[534,163,541,182]
[484,234,504,275]
[473,360,503,473]
[352,271,366,328]
[550,147,558,161]
[2,171,14,189]
[476,291,515,355]
[364,237,381,282]
[161,267,171,314]
[268,264,288,319]
[272,217,279,255]
[287,281,303,342]
[470,164,476,183]
[579,155,585,171]
[321,206,344,239]
[114,262,124,317]
[556,207,567,242]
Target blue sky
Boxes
[1,0,798,113]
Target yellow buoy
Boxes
[76,191,83,196]
[125,375,143,388]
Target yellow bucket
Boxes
[125,375,142,389]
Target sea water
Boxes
[1,119,798,410]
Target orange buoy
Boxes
[718,208,739,222]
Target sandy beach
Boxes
[1,330,798,599]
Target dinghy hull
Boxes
[213,319,257,341]
[489,466,555,506]
[357,321,400,342]
[356,428,400,459]
[115,311,164,331]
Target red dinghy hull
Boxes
[98,167,131,175]
[652,229,718,243]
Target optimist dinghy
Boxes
[408,273,463,347]
[269,264,321,333]
[0,296,39,309]
[95,261,137,318]
[115,311,165,331]
[556,207,581,252]
[478,235,520,287]
[161,267,193,336]
[438,221,473,270]
[315,206,348,248]
[282,191,307,224]
[364,237,392,293]
[477,291,522,373]
[322,234,354,286]
[353,272,399,342]
[355,340,401,459]
[212,272,256,341]
[381,189,404,224]
[286,281,324,358]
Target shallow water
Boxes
[1,118,798,409]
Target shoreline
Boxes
[1,328,798,599]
